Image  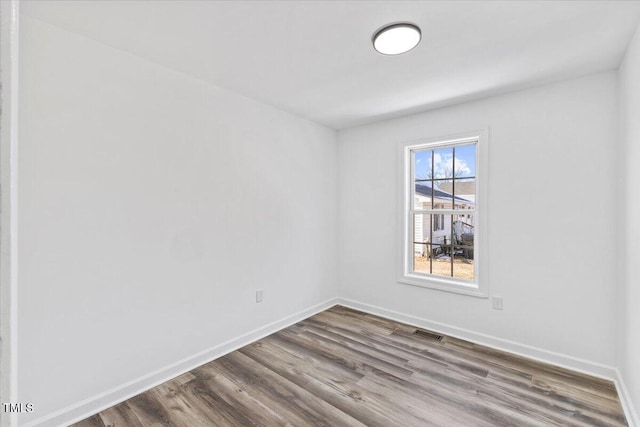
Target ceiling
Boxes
[22,1,640,129]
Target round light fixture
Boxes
[372,22,421,55]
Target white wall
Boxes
[619,23,640,424]
[338,72,618,369]
[18,17,337,425]
[0,3,19,427]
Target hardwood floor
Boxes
[73,306,628,426]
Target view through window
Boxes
[411,141,477,282]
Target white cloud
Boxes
[433,153,471,178]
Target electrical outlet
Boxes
[492,297,503,310]
[256,289,263,303]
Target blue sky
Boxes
[414,144,476,180]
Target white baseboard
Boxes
[336,298,618,381]
[23,298,339,427]
[23,297,635,427]
[615,369,640,427]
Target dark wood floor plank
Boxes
[259,334,365,384]
[317,319,491,380]
[73,414,106,427]
[278,326,414,379]
[445,337,618,396]
[296,322,528,425]
[302,316,451,370]
[146,383,214,426]
[240,339,416,427]
[313,309,397,337]
[71,305,628,427]
[180,377,259,426]
[97,403,144,427]
[125,393,174,427]
[298,320,411,367]
[192,361,292,426]
[216,351,366,427]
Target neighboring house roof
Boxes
[438,181,475,196]
[415,181,473,203]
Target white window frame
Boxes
[397,130,489,297]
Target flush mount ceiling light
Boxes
[372,22,421,55]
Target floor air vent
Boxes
[413,329,444,341]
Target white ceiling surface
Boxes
[22,1,640,129]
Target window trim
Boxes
[397,130,489,298]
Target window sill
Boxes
[398,273,488,298]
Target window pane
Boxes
[429,214,453,278]
[433,178,476,210]
[452,213,475,239]
[412,213,431,255]
[431,252,453,278]
[433,147,453,180]
[413,243,432,274]
[453,252,474,281]
[414,150,433,181]
[414,180,434,210]
[430,213,451,247]
[414,149,433,209]
[453,144,476,179]
[453,213,475,281]
[452,177,476,210]
[431,180,453,208]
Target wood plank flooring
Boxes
[73,306,628,426]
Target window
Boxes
[398,131,488,297]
